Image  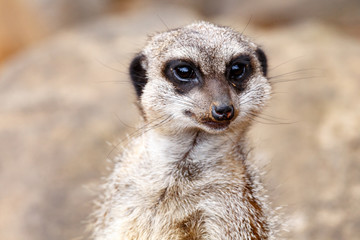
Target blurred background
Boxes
[0,0,359,239]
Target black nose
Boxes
[211,104,234,121]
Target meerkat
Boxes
[90,21,277,240]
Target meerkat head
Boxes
[129,21,270,135]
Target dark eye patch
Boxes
[129,54,148,99]
[163,60,201,93]
[255,48,268,77]
[173,65,196,81]
[229,63,246,80]
[226,55,253,91]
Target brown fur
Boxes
[89,22,277,239]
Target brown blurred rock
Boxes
[0,5,359,240]
[0,0,114,64]
[128,0,360,38]
[0,0,47,63]
[248,22,360,239]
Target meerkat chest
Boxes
[108,159,269,240]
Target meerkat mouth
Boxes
[201,120,231,130]
[184,110,231,130]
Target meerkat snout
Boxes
[211,103,235,121]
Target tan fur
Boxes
[90,22,277,239]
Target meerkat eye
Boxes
[229,63,246,80]
[164,60,200,90]
[173,65,196,81]
[227,56,252,90]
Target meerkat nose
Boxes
[211,104,234,121]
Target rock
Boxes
[248,22,360,240]
[0,0,47,63]
[0,0,124,65]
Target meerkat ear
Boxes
[129,54,148,98]
[255,48,268,77]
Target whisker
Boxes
[113,113,136,129]
[106,115,173,159]
[241,15,253,36]
[269,68,323,79]
[96,59,128,75]
[257,112,289,121]
[172,95,200,109]
[269,56,305,71]
[247,112,297,125]
[93,80,129,84]
[269,76,322,84]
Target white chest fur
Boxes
[94,130,271,240]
